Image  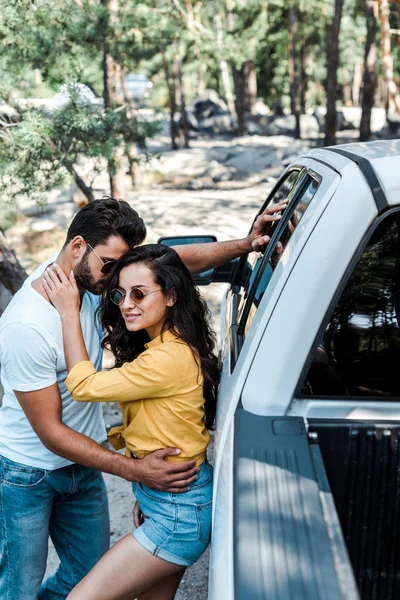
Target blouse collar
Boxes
[144,329,179,350]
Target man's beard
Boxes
[73,250,105,295]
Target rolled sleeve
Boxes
[65,361,99,401]
[65,346,182,404]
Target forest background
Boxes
[1,0,400,306]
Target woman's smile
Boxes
[123,312,141,323]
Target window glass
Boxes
[239,169,304,303]
[242,174,320,336]
[302,213,400,398]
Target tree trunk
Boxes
[360,0,378,142]
[102,0,125,198]
[231,63,247,136]
[244,60,257,114]
[71,167,96,204]
[186,0,206,96]
[213,11,236,115]
[325,0,344,146]
[379,0,400,114]
[342,69,352,106]
[299,43,309,113]
[120,71,141,188]
[289,5,301,139]
[0,230,27,298]
[174,40,190,149]
[352,59,362,105]
[161,50,178,150]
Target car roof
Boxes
[328,139,400,160]
[305,140,400,209]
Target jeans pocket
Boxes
[196,501,212,544]
[0,459,47,488]
[190,461,213,491]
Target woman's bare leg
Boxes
[138,569,185,600]
[66,534,185,600]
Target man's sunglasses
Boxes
[110,287,162,306]
[86,242,117,274]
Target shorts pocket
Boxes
[0,459,48,488]
[190,465,213,491]
[196,500,212,544]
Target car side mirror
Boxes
[158,235,217,285]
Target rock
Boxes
[299,114,320,139]
[198,114,233,134]
[330,106,386,133]
[272,102,285,116]
[247,120,264,135]
[176,110,199,132]
[213,168,234,183]
[203,160,225,179]
[187,178,203,190]
[312,107,344,132]
[264,114,319,138]
[370,108,387,133]
[191,90,229,121]
[265,114,296,136]
[387,111,400,134]
[252,99,271,116]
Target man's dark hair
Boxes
[64,197,146,249]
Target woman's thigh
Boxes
[66,534,184,600]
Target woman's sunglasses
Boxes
[110,287,162,306]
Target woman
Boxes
[43,244,219,600]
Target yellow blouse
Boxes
[65,329,210,465]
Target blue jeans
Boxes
[0,455,110,600]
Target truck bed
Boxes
[233,412,400,599]
[233,410,359,599]
[309,419,400,600]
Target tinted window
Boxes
[302,213,400,398]
[240,169,304,300]
[241,174,321,336]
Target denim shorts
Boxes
[131,459,213,567]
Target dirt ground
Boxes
[4,133,313,598]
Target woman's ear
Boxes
[166,290,176,308]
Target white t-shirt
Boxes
[0,255,107,470]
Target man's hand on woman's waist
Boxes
[121,447,199,493]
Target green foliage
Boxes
[0,84,161,204]
[0,1,162,205]
[0,0,396,208]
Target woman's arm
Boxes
[42,264,90,371]
[65,344,179,403]
[43,266,186,405]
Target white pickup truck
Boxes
[162,140,400,600]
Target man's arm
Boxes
[15,384,198,493]
[173,200,288,273]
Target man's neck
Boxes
[32,251,85,304]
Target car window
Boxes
[240,173,321,337]
[238,168,305,304]
[301,211,400,398]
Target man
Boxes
[0,197,284,600]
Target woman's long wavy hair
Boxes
[101,244,219,429]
